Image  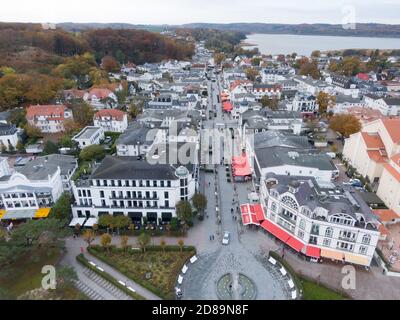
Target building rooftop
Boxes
[73,126,102,141]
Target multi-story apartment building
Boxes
[0,155,77,220]
[71,156,196,224]
[26,104,73,133]
[246,174,380,266]
[343,118,400,184]
[252,84,282,101]
[93,109,128,133]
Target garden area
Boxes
[88,244,196,299]
[0,218,85,300]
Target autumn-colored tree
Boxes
[137,232,151,253]
[192,193,207,214]
[120,235,129,252]
[298,58,320,79]
[260,95,279,111]
[100,233,112,253]
[160,238,167,254]
[82,229,95,247]
[24,124,42,141]
[101,56,120,73]
[92,223,99,236]
[63,119,80,134]
[316,92,336,114]
[329,114,361,137]
[71,102,95,127]
[128,103,142,119]
[311,50,321,58]
[177,239,185,254]
[214,53,226,65]
[251,57,262,66]
[329,56,366,76]
[245,67,259,81]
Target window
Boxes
[362,234,371,245]
[359,246,367,255]
[271,202,277,212]
[167,181,171,187]
[164,192,169,199]
[309,236,318,245]
[297,230,304,239]
[325,227,333,238]
[100,191,104,198]
[281,195,298,210]
[299,219,305,230]
[323,238,331,247]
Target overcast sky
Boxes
[1,0,399,25]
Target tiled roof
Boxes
[361,132,385,149]
[26,105,66,120]
[382,119,400,144]
[94,109,126,121]
[383,163,400,182]
[88,88,113,99]
[373,209,400,222]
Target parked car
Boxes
[222,231,230,245]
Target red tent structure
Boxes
[223,101,233,112]
[232,153,252,181]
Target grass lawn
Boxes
[89,245,196,299]
[0,248,86,300]
[301,277,347,300]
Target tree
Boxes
[56,266,78,291]
[100,233,112,252]
[160,238,166,254]
[49,192,72,220]
[298,58,320,79]
[82,229,95,247]
[245,67,259,81]
[92,223,99,236]
[329,114,361,137]
[176,201,193,225]
[177,239,185,254]
[43,140,59,155]
[24,124,42,141]
[128,103,141,119]
[98,215,114,233]
[192,193,207,214]
[9,109,27,128]
[71,102,94,127]
[16,141,25,153]
[251,57,262,66]
[311,50,321,58]
[329,56,366,76]
[120,235,129,252]
[137,232,151,253]
[101,56,121,73]
[114,215,131,234]
[59,135,74,148]
[316,92,336,114]
[79,145,106,162]
[214,52,226,65]
[260,96,279,110]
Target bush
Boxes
[79,145,106,162]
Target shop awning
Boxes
[232,154,252,177]
[261,220,290,243]
[241,204,259,226]
[223,102,233,112]
[83,217,98,227]
[69,217,87,227]
[321,249,345,261]
[0,209,36,220]
[286,237,305,252]
[34,208,51,219]
[253,204,265,222]
[306,246,321,258]
[344,253,370,266]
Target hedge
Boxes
[76,253,145,300]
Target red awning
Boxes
[286,237,305,252]
[306,246,321,258]
[253,204,265,222]
[223,101,233,112]
[261,220,290,243]
[241,204,259,226]
[232,154,252,177]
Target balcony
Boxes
[338,236,356,243]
